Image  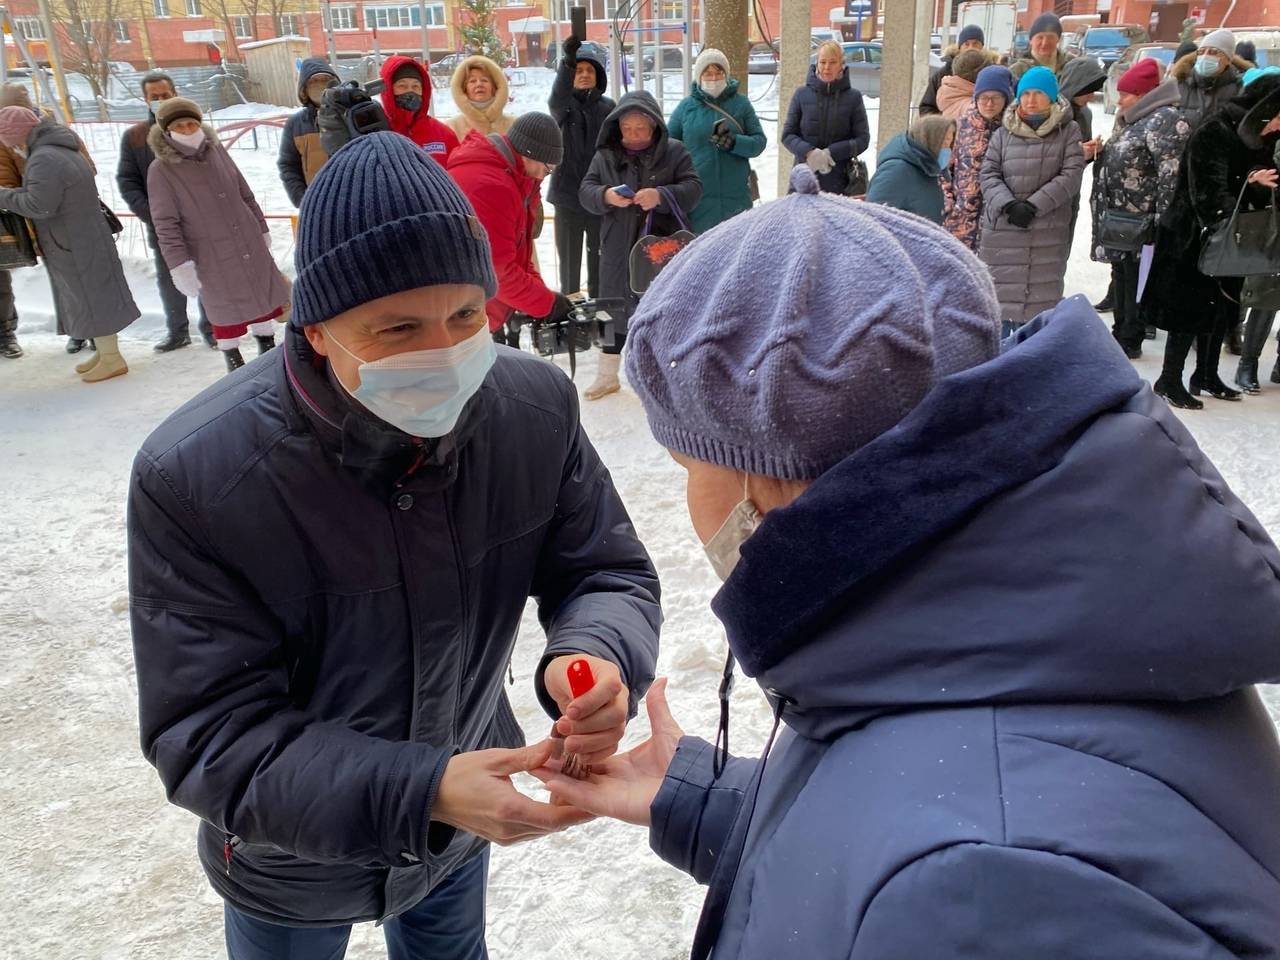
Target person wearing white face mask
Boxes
[127,130,661,960]
[533,163,1280,960]
[667,48,766,234]
[148,97,291,373]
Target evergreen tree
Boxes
[460,0,508,66]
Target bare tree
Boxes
[50,0,125,99]
[267,0,302,37]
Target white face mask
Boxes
[703,495,762,582]
[170,128,206,150]
[324,322,496,438]
[701,78,727,98]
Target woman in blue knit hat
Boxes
[943,63,1012,249]
[978,65,1085,334]
[127,131,661,959]
[534,164,1280,959]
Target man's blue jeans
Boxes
[224,850,489,960]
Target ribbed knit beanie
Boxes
[1017,65,1059,101]
[507,112,563,165]
[974,64,1014,102]
[392,61,421,84]
[1117,57,1161,97]
[291,131,496,327]
[1029,13,1062,38]
[624,165,1000,482]
[694,47,730,81]
[0,106,40,148]
[957,24,984,46]
[1200,28,1235,56]
[155,96,203,130]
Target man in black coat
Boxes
[547,36,614,299]
[277,57,337,207]
[116,72,213,351]
[919,24,986,116]
[128,132,662,958]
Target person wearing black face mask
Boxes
[117,72,216,352]
[377,55,459,165]
[548,36,614,301]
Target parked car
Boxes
[543,39,610,70]
[430,52,468,77]
[1013,30,1030,58]
[1103,41,1180,114]
[1080,24,1150,72]
[748,41,779,74]
[625,43,700,76]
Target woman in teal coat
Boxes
[668,48,766,233]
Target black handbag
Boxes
[629,187,695,295]
[0,210,37,268]
[844,158,869,197]
[1194,178,1280,278]
[100,201,124,235]
[1242,273,1280,311]
[1098,208,1155,253]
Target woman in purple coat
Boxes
[148,97,290,373]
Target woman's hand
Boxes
[634,187,661,211]
[604,188,633,208]
[1246,168,1278,189]
[530,677,684,826]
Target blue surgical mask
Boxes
[324,322,495,438]
[937,146,952,168]
[1195,55,1221,78]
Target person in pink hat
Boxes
[0,105,138,382]
[1089,56,1189,361]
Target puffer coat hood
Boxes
[378,55,458,161]
[446,55,513,139]
[1058,55,1107,101]
[296,58,337,106]
[865,131,945,222]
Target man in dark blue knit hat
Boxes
[127,131,661,959]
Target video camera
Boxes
[521,298,630,377]
[317,79,390,156]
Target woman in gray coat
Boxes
[148,97,290,373]
[0,107,139,382]
[979,66,1085,334]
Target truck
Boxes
[955,0,1017,57]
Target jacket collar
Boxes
[147,122,219,163]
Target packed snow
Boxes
[2,68,1279,960]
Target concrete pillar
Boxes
[703,0,748,81]
[877,0,932,148]
[773,0,810,196]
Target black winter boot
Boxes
[254,334,276,355]
[1093,278,1115,313]
[1272,356,1280,385]
[65,337,85,354]
[0,335,21,359]
[1225,323,1243,356]
[154,332,191,353]
[223,348,245,373]
[1235,308,1275,394]
[1154,332,1203,410]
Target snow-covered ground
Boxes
[2,72,1279,959]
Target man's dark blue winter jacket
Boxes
[651,297,1280,959]
[128,327,661,927]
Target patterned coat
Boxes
[978,101,1085,324]
[943,102,1001,250]
[1089,80,1190,264]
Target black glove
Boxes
[564,35,582,61]
[1004,199,1037,229]
[542,292,576,322]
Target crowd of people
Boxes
[0,18,1276,404]
[123,80,1280,960]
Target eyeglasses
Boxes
[976,94,1006,107]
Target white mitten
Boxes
[807,147,834,175]
[171,260,201,298]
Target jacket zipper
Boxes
[391,444,427,740]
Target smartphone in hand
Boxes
[571,6,587,40]
[612,184,636,199]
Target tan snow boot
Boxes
[74,351,101,374]
[584,351,622,401]
[81,334,128,383]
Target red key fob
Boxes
[567,659,596,699]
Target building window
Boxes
[278,12,300,33]
[324,4,356,30]
[232,14,253,37]
[364,3,443,29]
[184,0,201,14]
[14,16,45,40]
[153,0,170,16]
[658,0,682,19]
[553,0,617,19]
[113,18,130,41]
